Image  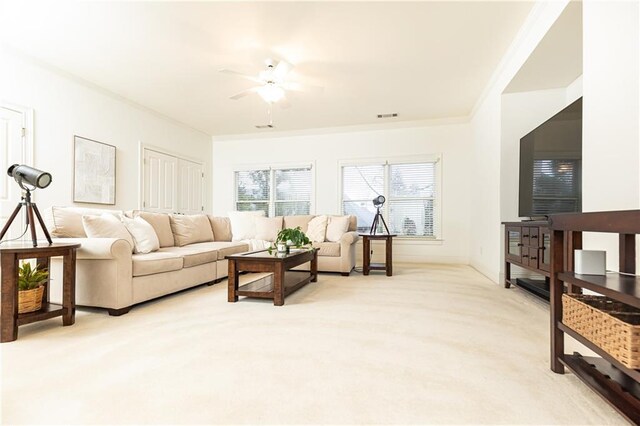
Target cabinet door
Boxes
[505,226,523,263]
[538,227,551,272]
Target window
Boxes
[341,157,440,237]
[235,166,312,217]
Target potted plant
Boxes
[272,226,311,254]
[17,262,49,314]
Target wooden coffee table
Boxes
[226,248,318,306]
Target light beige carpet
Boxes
[0,264,626,424]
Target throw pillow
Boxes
[137,211,174,247]
[325,215,350,242]
[169,214,214,247]
[122,216,160,254]
[306,215,328,243]
[208,216,232,241]
[228,211,265,241]
[45,206,122,238]
[255,216,283,242]
[82,213,135,252]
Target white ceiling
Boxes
[1,1,534,136]
[505,1,582,93]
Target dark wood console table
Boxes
[549,210,640,423]
[502,221,561,300]
[1,242,80,343]
[360,234,395,276]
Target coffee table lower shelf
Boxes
[237,271,312,299]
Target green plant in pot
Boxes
[17,262,49,314]
[271,227,311,254]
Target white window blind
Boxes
[235,169,270,216]
[389,163,435,236]
[275,168,312,216]
[341,159,439,237]
[532,159,580,215]
[342,165,384,233]
[235,166,312,217]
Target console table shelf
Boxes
[549,209,640,422]
[558,272,640,309]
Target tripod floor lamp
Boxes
[0,164,53,247]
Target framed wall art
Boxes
[73,135,116,205]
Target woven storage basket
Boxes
[18,286,45,314]
[562,294,640,369]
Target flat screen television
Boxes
[518,97,582,218]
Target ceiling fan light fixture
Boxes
[257,84,285,104]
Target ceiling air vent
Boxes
[255,124,274,129]
[377,113,398,119]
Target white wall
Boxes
[212,122,473,264]
[581,0,639,271]
[469,1,570,282]
[0,50,212,213]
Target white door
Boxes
[0,107,28,240]
[178,159,204,215]
[143,149,178,213]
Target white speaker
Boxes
[574,250,606,275]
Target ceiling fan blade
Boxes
[229,87,260,100]
[272,60,293,81]
[282,81,324,93]
[219,69,262,83]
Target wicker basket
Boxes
[18,286,45,314]
[562,293,640,369]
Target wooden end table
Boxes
[226,248,318,306]
[1,242,80,343]
[360,234,396,276]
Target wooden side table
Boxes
[1,242,80,343]
[360,234,396,276]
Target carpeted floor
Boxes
[0,264,626,424]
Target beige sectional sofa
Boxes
[44,207,358,315]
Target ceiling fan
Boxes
[219,59,322,105]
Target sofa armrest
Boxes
[53,237,132,261]
[340,231,359,246]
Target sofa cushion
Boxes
[137,212,174,248]
[170,214,214,247]
[206,241,250,260]
[228,211,265,241]
[326,215,350,242]
[132,251,184,277]
[255,216,283,242]
[159,244,219,268]
[347,215,357,232]
[209,216,232,241]
[122,216,160,254]
[307,215,328,243]
[283,215,315,233]
[312,242,341,257]
[82,213,135,252]
[44,206,122,238]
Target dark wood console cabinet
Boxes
[549,210,640,423]
[503,221,553,300]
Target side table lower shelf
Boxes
[17,303,67,326]
[561,353,640,424]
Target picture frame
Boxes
[73,135,116,205]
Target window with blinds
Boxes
[341,159,439,237]
[532,159,581,215]
[235,166,312,217]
